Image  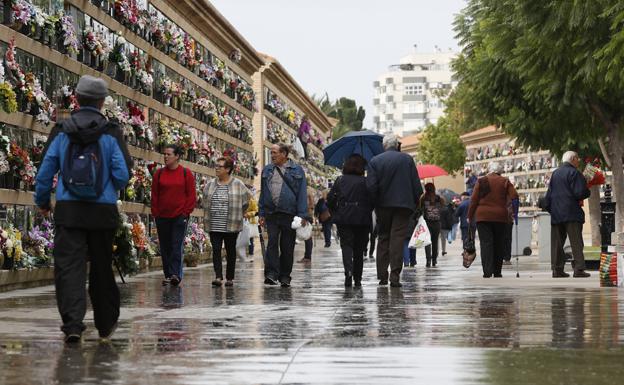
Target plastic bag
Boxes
[291,216,312,241]
[248,220,260,238]
[408,216,431,249]
[237,220,251,248]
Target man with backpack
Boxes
[35,75,132,343]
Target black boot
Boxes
[432,258,437,267]
[426,259,431,267]
[344,275,353,287]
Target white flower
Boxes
[5,239,13,250]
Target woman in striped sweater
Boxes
[203,157,251,287]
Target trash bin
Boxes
[536,211,569,263]
[512,215,533,256]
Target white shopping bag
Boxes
[236,220,251,248]
[291,216,312,241]
[408,216,431,249]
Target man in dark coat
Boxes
[367,134,423,287]
[543,151,591,278]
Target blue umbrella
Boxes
[322,130,384,168]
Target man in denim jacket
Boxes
[34,75,132,343]
[259,143,308,286]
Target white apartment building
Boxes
[373,49,456,137]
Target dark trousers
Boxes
[337,224,369,281]
[376,207,412,283]
[209,232,239,280]
[249,237,255,255]
[503,223,513,261]
[156,216,188,279]
[477,221,506,277]
[304,238,313,259]
[265,213,296,283]
[368,224,378,257]
[425,220,441,263]
[321,221,332,246]
[551,222,586,272]
[54,226,119,336]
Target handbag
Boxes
[462,227,477,268]
[319,209,331,223]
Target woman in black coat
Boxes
[327,154,374,287]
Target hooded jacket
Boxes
[34,108,132,229]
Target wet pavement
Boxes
[1,239,624,384]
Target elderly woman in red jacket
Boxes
[151,144,197,286]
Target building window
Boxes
[404,84,423,95]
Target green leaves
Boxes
[417,117,466,174]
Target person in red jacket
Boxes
[151,144,196,286]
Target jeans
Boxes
[376,207,412,283]
[425,220,441,263]
[477,221,507,277]
[209,232,239,280]
[337,225,369,281]
[54,226,119,336]
[265,213,297,283]
[403,240,416,265]
[156,216,188,279]
[322,221,332,246]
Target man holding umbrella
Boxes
[367,134,423,287]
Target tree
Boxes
[452,0,624,228]
[417,117,466,174]
[311,94,366,140]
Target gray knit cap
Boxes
[75,75,109,99]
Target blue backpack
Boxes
[62,139,104,200]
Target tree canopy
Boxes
[311,94,366,140]
[451,0,624,224]
[416,117,466,174]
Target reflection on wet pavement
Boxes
[1,242,624,384]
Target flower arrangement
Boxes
[127,102,153,148]
[126,163,152,203]
[24,73,55,125]
[83,27,111,57]
[266,120,289,144]
[26,219,54,264]
[187,222,208,253]
[131,220,148,251]
[60,13,80,55]
[1,226,23,268]
[5,38,27,94]
[228,48,242,64]
[0,82,18,113]
[11,0,33,27]
[113,201,139,275]
[136,68,154,94]
[8,141,37,186]
[60,85,78,111]
[109,33,131,73]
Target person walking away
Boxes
[468,162,518,278]
[543,151,591,278]
[315,191,332,247]
[259,143,308,287]
[455,192,472,246]
[327,154,374,287]
[367,134,423,287]
[203,157,251,287]
[34,75,132,343]
[403,212,418,267]
[439,198,457,257]
[151,144,196,286]
[420,183,445,267]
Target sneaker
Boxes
[390,281,403,288]
[224,280,234,287]
[297,258,311,263]
[162,277,171,286]
[573,270,591,278]
[426,261,431,267]
[212,278,223,286]
[379,279,388,286]
[280,281,291,287]
[99,322,118,340]
[552,271,570,278]
[170,275,181,286]
[493,274,503,278]
[264,277,278,285]
[442,252,447,256]
[64,333,82,344]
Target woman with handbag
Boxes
[327,154,373,287]
[467,161,518,278]
[315,191,332,247]
[203,156,251,287]
[419,183,445,267]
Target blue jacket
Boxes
[367,149,423,212]
[544,162,590,224]
[34,108,131,228]
[455,199,470,228]
[259,160,308,218]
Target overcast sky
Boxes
[210,0,466,128]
